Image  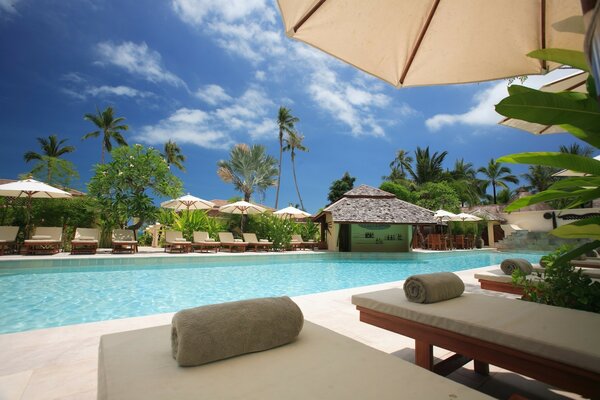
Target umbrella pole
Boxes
[240,212,245,233]
[25,194,33,239]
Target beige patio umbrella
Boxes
[499,71,588,134]
[277,0,584,88]
[160,194,215,212]
[219,200,266,232]
[273,206,311,219]
[0,178,72,237]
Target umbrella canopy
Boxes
[499,71,588,135]
[277,0,583,88]
[0,178,72,199]
[219,201,266,215]
[273,206,311,219]
[451,212,483,222]
[552,154,600,177]
[433,209,457,221]
[161,194,214,211]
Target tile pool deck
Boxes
[0,252,582,400]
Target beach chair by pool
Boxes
[164,231,192,253]
[112,229,138,254]
[0,226,19,255]
[71,228,99,255]
[242,233,272,252]
[570,258,600,269]
[289,234,306,250]
[192,231,220,253]
[218,232,248,252]
[351,288,600,398]
[97,321,491,400]
[22,227,63,255]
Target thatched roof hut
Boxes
[314,185,436,224]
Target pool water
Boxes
[0,251,543,334]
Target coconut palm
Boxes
[521,165,558,193]
[24,134,75,184]
[163,140,186,171]
[217,144,278,202]
[275,107,299,208]
[83,106,129,163]
[283,131,309,210]
[388,149,413,180]
[478,159,519,204]
[406,146,448,184]
[559,143,595,157]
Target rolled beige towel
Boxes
[403,272,465,304]
[500,258,533,275]
[171,296,304,367]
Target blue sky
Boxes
[0,0,588,213]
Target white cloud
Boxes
[135,86,276,148]
[86,85,153,98]
[0,0,20,14]
[425,68,580,132]
[194,84,232,105]
[96,41,185,87]
[254,70,266,81]
[172,0,268,24]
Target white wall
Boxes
[502,208,600,232]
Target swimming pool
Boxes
[0,251,543,334]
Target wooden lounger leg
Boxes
[474,360,490,376]
[415,340,434,370]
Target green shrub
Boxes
[247,214,296,250]
[169,210,225,241]
[297,220,320,241]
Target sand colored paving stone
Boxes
[0,264,584,400]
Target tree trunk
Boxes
[275,129,282,208]
[101,144,105,164]
[492,181,497,204]
[291,154,304,210]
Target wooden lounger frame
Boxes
[112,242,138,254]
[0,241,17,255]
[220,243,248,252]
[164,242,192,253]
[246,242,272,252]
[70,241,98,255]
[22,241,61,255]
[192,242,220,253]
[477,279,525,295]
[356,306,600,398]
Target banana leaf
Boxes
[549,176,600,190]
[551,217,600,239]
[527,49,589,71]
[497,152,600,175]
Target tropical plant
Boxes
[275,107,299,208]
[447,158,481,207]
[477,159,519,204]
[405,146,448,184]
[163,140,186,171]
[379,181,416,203]
[297,219,320,241]
[521,165,558,193]
[83,106,129,164]
[217,144,278,202]
[387,149,413,181]
[24,134,77,186]
[559,143,595,157]
[413,182,460,212]
[283,130,308,210]
[494,188,516,205]
[495,48,600,311]
[327,172,356,203]
[88,144,183,239]
[170,210,225,240]
[247,213,296,250]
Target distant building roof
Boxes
[316,184,437,224]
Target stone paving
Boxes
[0,254,583,400]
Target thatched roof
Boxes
[468,208,507,222]
[319,185,437,224]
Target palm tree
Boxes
[24,134,75,183]
[521,165,558,193]
[163,140,186,171]
[275,107,299,208]
[83,106,129,163]
[217,144,278,202]
[559,143,594,157]
[450,158,476,180]
[388,149,413,180]
[478,159,519,204]
[405,146,448,184]
[283,131,309,210]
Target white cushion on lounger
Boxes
[474,269,543,283]
[352,288,600,375]
[98,321,490,400]
[31,235,52,240]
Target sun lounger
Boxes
[0,226,19,255]
[242,233,272,252]
[290,234,305,250]
[22,227,63,255]
[191,231,220,253]
[70,227,99,255]
[218,232,248,252]
[111,229,138,254]
[97,321,491,400]
[164,230,192,253]
[570,258,600,269]
[352,288,600,398]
